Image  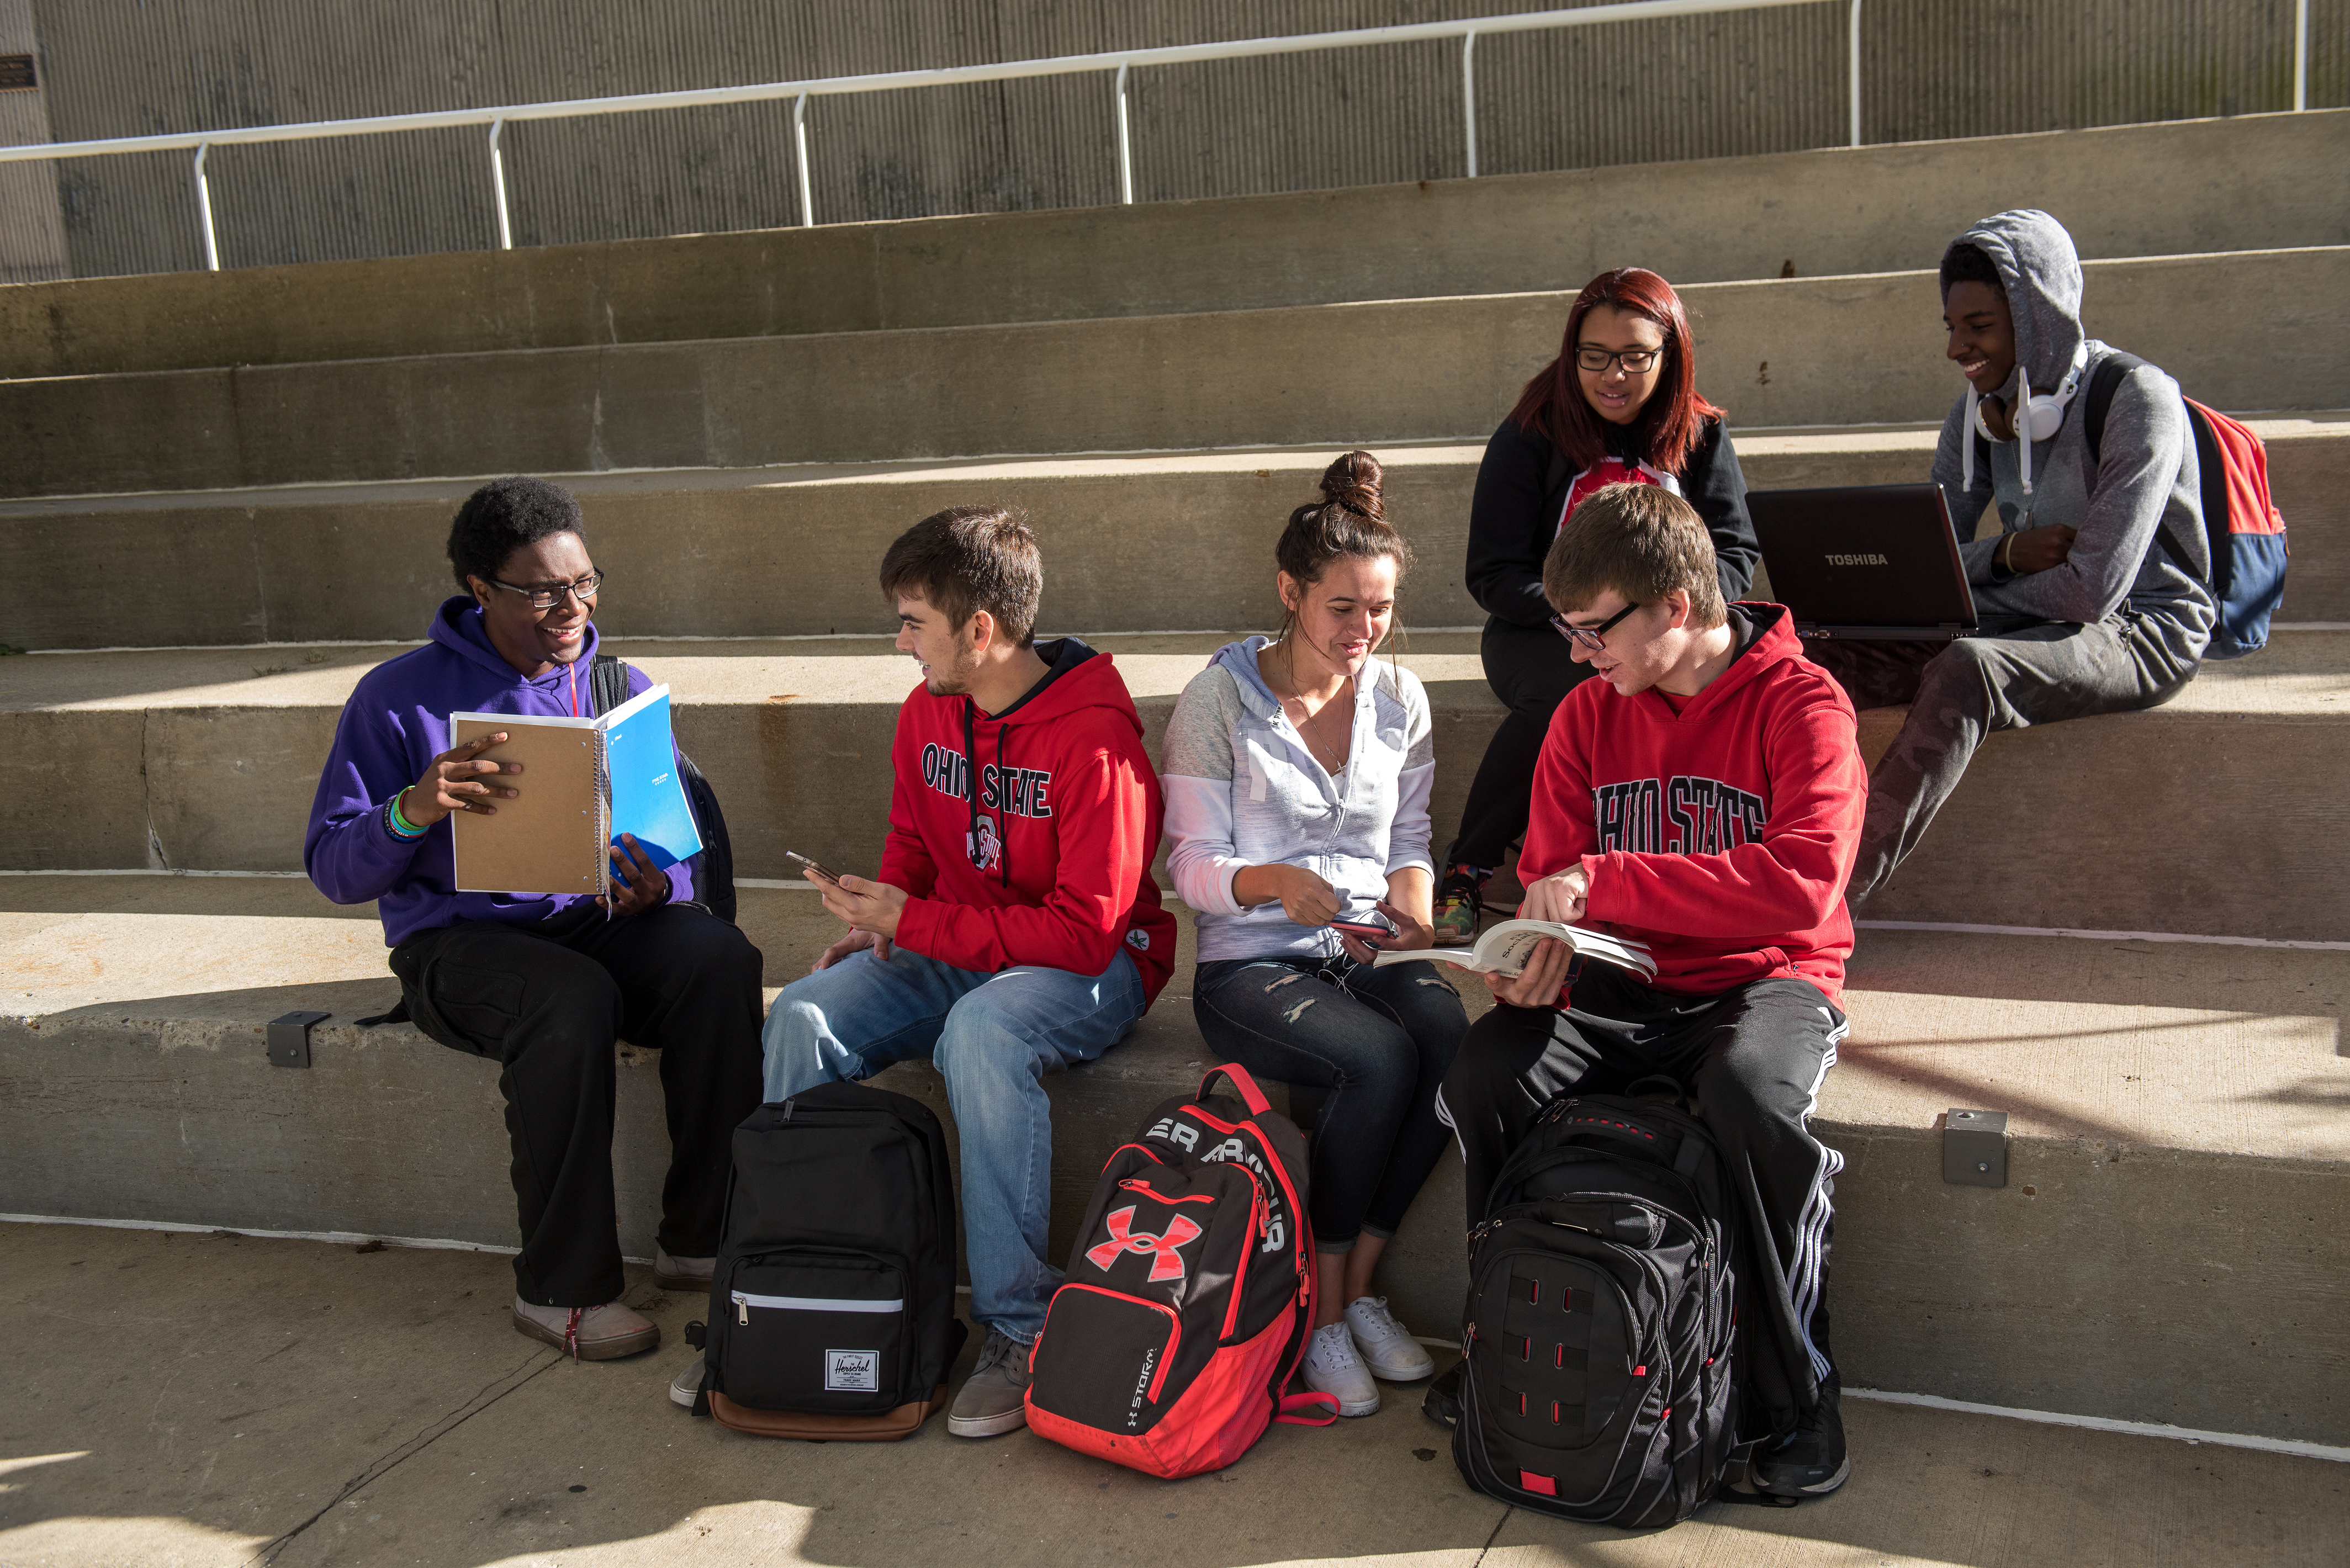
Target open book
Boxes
[449,685,703,900]
[1373,919,1655,982]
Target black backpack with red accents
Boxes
[1025,1064,1336,1476]
[1451,1084,1740,1527]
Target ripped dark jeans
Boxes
[1193,955,1468,1254]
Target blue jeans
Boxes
[761,944,1146,1344]
[1193,955,1467,1254]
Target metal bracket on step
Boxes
[267,1010,331,1069]
[1943,1109,2008,1188]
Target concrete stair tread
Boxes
[4,110,2343,380]
[8,875,2344,1440]
[6,628,2343,720]
[6,1224,2342,1568]
[8,876,2343,1169]
[6,248,2344,497]
[8,417,2348,648]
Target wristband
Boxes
[1998,533,2017,574]
[386,787,427,839]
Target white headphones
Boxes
[1962,346,2087,496]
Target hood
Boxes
[975,637,1135,732]
[1944,209,2088,496]
[1652,603,1799,719]
[1208,635,1288,723]
[426,594,602,696]
[955,636,1135,888]
[1943,208,2085,396]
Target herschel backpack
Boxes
[1451,1085,1739,1527]
[590,654,738,921]
[2080,352,2289,660]
[1025,1063,1337,1476]
[685,1082,967,1440]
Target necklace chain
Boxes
[1279,644,1349,768]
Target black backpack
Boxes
[686,1082,967,1440]
[589,654,737,923]
[1451,1084,1740,1528]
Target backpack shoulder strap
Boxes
[2081,350,2146,467]
[588,653,631,717]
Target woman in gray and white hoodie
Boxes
[1161,451,1469,1418]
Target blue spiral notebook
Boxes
[449,684,703,900]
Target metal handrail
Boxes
[0,0,2317,271]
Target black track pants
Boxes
[1437,966,1848,1434]
[390,903,765,1307]
[1441,616,1599,872]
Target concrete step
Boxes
[7,1228,2343,1568]
[3,876,2343,1445]
[6,629,2345,940]
[7,417,2347,651]
[3,247,2344,499]
[4,110,2342,381]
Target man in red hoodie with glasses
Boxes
[743,505,1177,1440]
[1428,482,1866,1500]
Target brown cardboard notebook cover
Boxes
[448,713,604,897]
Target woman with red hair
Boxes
[1432,267,1760,944]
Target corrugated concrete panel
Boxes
[13,0,2348,280]
[0,0,62,285]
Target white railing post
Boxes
[2294,0,2309,112]
[1848,0,1862,146]
[793,92,814,226]
[190,144,221,271]
[1114,61,1135,204]
[488,118,514,249]
[1463,31,1479,177]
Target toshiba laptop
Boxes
[1746,484,1978,640]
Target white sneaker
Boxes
[1301,1321,1380,1417]
[1345,1296,1435,1382]
[669,1355,704,1408]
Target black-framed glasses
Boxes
[1549,600,1642,651]
[1574,346,1663,374]
[488,570,604,610]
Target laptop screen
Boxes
[1746,484,1978,637]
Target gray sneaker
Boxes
[947,1329,1031,1438]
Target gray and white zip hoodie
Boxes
[1930,208,2215,644]
[1160,637,1436,965]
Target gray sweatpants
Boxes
[1809,612,2203,906]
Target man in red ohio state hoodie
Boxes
[749,505,1176,1441]
[1431,483,1866,1500]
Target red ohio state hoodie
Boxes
[877,637,1177,1005]
[1525,604,1866,1005]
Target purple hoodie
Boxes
[305,595,694,947]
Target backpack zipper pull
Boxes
[737,1297,750,1326]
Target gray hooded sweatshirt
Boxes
[1160,637,1435,965]
[1931,209,2215,644]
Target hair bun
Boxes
[1319,450,1385,522]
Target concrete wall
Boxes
[4,110,2342,380]
[14,0,2348,280]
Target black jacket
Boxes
[1463,415,1759,628]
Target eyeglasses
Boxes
[1549,600,1642,651]
[1574,346,1663,374]
[488,570,603,610]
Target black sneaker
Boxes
[1749,1372,1849,1498]
[1422,1358,1465,1427]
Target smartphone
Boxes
[783,850,842,886]
[1329,902,1400,941]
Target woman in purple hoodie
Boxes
[305,476,763,1361]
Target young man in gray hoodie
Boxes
[1812,208,2215,902]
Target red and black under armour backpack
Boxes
[1025,1064,1337,1476]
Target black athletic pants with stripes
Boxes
[390,903,765,1308]
[1439,965,1846,1440]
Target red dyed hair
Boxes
[1506,267,1721,476]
